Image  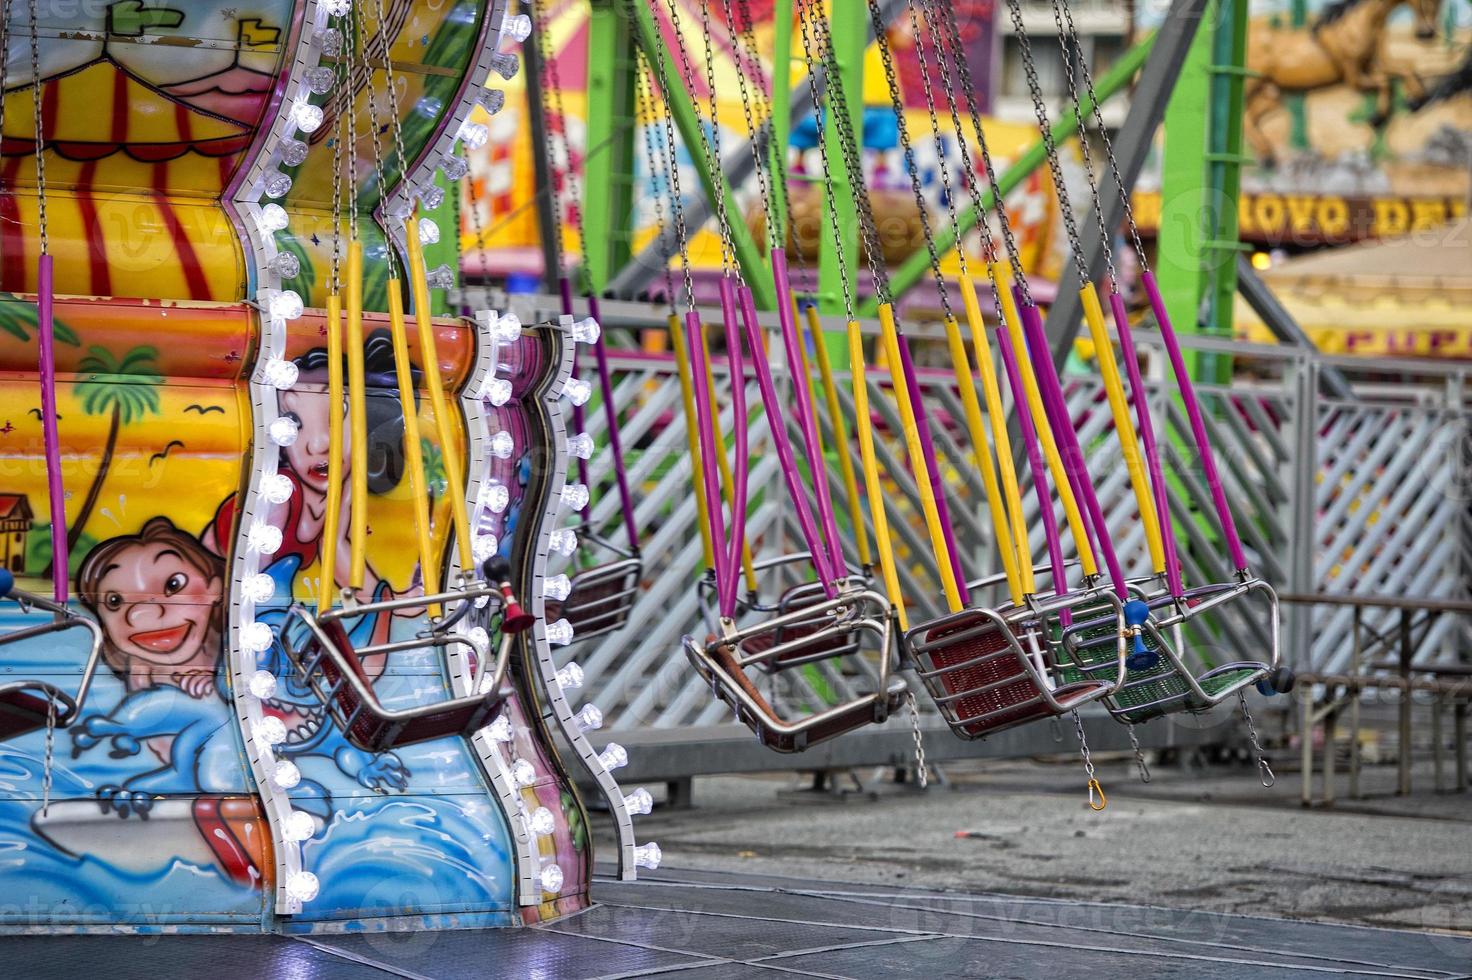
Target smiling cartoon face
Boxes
[278,387,349,498]
[91,542,223,671]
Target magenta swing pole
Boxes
[685,308,732,608]
[584,294,640,554]
[37,254,68,604]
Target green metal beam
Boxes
[858,29,1156,317]
[816,4,864,323]
[1204,0,1249,382]
[628,0,777,310]
[582,1,639,293]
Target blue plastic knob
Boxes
[0,567,13,598]
[1122,598,1157,670]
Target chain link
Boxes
[736,0,792,238]
[356,5,397,277]
[718,0,774,244]
[531,0,571,283]
[1239,691,1275,787]
[863,0,952,318]
[1005,0,1088,285]
[1126,722,1152,783]
[42,693,55,817]
[27,0,47,255]
[343,11,360,246]
[665,0,736,280]
[369,0,413,217]
[634,61,680,312]
[1071,709,1106,810]
[794,0,854,319]
[905,689,928,789]
[330,14,346,294]
[903,0,966,287]
[1047,0,1115,289]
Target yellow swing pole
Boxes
[946,285,1021,605]
[960,276,1033,601]
[847,320,907,631]
[803,304,871,571]
[385,277,441,616]
[345,241,370,590]
[404,215,475,578]
[1079,284,1165,575]
[989,262,1099,582]
[322,290,345,609]
[876,302,963,613]
[667,313,717,575]
[699,323,759,593]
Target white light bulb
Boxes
[567,433,594,460]
[270,289,304,320]
[263,170,293,199]
[490,431,515,459]
[293,101,324,133]
[562,377,592,406]
[472,533,499,563]
[540,864,564,894]
[269,251,301,278]
[268,415,299,447]
[285,871,320,903]
[419,183,445,210]
[500,13,532,43]
[546,618,575,646]
[254,715,288,745]
[512,758,537,787]
[248,669,278,700]
[478,89,506,115]
[262,357,299,390]
[302,67,335,95]
[482,483,510,514]
[598,742,628,771]
[528,806,556,836]
[484,378,512,407]
[570,316,600,344]
[426,263,455,290]
[549,530,577,557]
[279,137,309,167]
[243,573,276,603]
[241,620,274,653]
[556,662,584,690]
[465,626,490,657]
[633,842,662,870]
[624,787,653,815]
[561,483,589,512]
[258,203,289,232]
[283,810,317,842]
[489,52,519,80]
[492,312,522,344]
[487,715,513,742]
[322,0,351,14]
[545,574,572,602]
[271,759,301,789]
[459,120,489,150]
[248,522,283,556]
[441,155,469,181]
[314,27,343,58]
[261,472,294,504]
[417,217,441,245]
[575,703,601,731]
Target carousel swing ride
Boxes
[0,0,1293,939]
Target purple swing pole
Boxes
[37,254,67,603]
[1141,271,1249,574]
[585,294,640,554]
[686,309,732,609]
[1108,289,1182,596]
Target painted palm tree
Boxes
[64,345,163,552]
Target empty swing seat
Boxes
[908,603,1115,740]
[1059,580,1277,725]
[281,583,511,754]
[546,556,642,643]
[0,577,104,743]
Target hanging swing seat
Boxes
[684,587,905,753]
[1058,578,1281,725]
[905,583,1127,740]
[706,553,872,673]
[281,579,514,753]
[548,530,642,643]
[0,573,104,743]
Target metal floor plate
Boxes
[2,868,1468,979]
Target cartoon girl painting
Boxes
[204,328,423,605]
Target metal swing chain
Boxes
[1239,691,1275,787]
[862,0,953,320]
[734,0,792,238]
[905,689,929,789]
[794,0,855,319]
[532,0,577,287]
[330,24,347,296]
[930,0,1032,303]
[1004,0,1088,286]
[1046,0,1116,290]
[902,0,967,282]
[718,0,774,245]
[368,0,414,220]
[634,61,681,312]
[1053,0,1149,273]
[27,0,48,256]
[343,12,361,248]
[0,0,10,171]
[1071,708,1106,810]
[1126,722,1152,783]
[356,5,397,277]
[42,694,55,817]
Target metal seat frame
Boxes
[1059,574,1281,724]
[903,569,1128,741]
[0,586,104,742]
[683,585,904,753]
[280,577,513,753]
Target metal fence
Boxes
[505,295,1471,739]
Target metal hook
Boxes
[1135,755,1152,784]
[1087,777,1107,811]
[1259,758,1276,788]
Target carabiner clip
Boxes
[1087,777,1107,811]
[1258,759,1276,788]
